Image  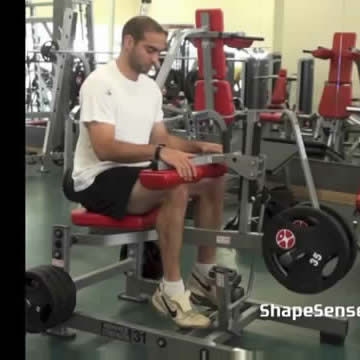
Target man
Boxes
[64,16,226,329]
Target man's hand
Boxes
[159,147,198,181]
[198,142,223,154]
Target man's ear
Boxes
[123,34,134,51]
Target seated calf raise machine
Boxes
[25,9,358,359]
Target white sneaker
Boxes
[151,284,211,329]
[187,267,218,308]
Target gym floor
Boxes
[25,165,360,360]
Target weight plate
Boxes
[25,265,61,333]
[25,265,76,333]
[299,202,357,275]
[47,266,76,326]
[262,206,352,294]
[40,41,59,63]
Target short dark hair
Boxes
[121,16,168,44]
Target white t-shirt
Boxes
[72,60,163,191]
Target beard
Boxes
[128,50,150,74]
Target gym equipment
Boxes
[262,206,354,294]
[224,185,297,231]
[304,33,360,155]
[299,202,358,273]
[26,0,95,174]
[26,265,76,333]
[296,58,314,117]
[26,8,357,358]
[40,40,60,63]
[120,241,163,280]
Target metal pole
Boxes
[109,0,116,62]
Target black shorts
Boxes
[63,166,148,219]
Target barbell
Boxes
[39,40,116,62]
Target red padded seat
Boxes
[259,113,283,123]
[71,207,159,229]
[71,164,227,228]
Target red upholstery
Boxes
[351,51,360,61]
[312,33,356,84]
[259,69,287,123]
[356,187,360,212]
[271,69,287,105]
[194,9,226,80]
[71,164,227,228]
[311,48,333,60]
[71,207,159,229]
[318,83,352,118]
[259,112,283,123]
[195,8,223,31]
[27,120,48,126]
[194,80,235,125]
[224,38,254,49]
[140,164,227,190]
[328,33,356,84]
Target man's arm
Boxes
[87,122,157,162]
[88,120,198,180]
[150,122,223,154]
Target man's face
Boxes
[126,31,167,75]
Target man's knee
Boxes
[167,184,189,205]
[201,175,225,197]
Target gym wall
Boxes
[28,0,360,111]
[277,0,360,109]
[146,0,275,49]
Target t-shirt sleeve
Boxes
[79,79,116,125]
[154,87,164,124]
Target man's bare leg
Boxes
[192,176,225,264]
[127,180,211,328]
[186,175,226,307]
[127,177,225,280]
[154,184,189,281]
[127,181,189,281]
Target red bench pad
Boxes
[259,112,283,123]
[71,207,159,229]
[71,164,227,228]
[140,164,227,190]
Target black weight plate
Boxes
[40,41,59,63]
[47,266,76,326]
[299,202,357,275]
[262,206,352,294]
[25,265,61,333]
[34,265,66,330]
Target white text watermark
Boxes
[260,304,360,321]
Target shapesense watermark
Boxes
[260,304,360,321]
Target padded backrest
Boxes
[271,69,287,105]
[194,80,235,124]
[329,33,356,83]
[194,9,227,80]
[318,83,352,118]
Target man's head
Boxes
[121,16,168,75]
